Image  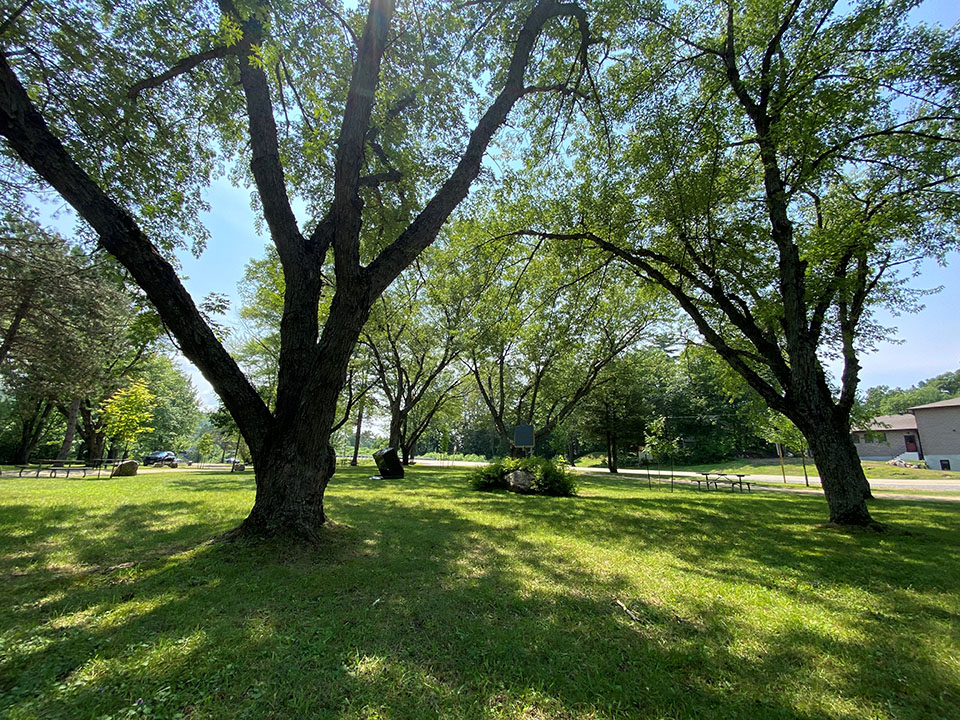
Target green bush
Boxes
[467,458,508,490]
[531,457,577,496]
[468,456,576,496]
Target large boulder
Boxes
[505,469,535,493]
[112,460,139,477]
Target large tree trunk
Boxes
[798,410,874,526]
[79,403,106,463]
[239,439,336,539]
[235,290,369,540]
[54,397,81,464]
[388,405,402,453]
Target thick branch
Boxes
[365,0,591,299]
[328,0,395,286]
[127,46,234,99]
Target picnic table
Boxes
[16,460,96,478]
[698,472,752,492]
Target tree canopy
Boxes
[509,0,960,524]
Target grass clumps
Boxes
[468,456,577,496]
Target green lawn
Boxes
[576,454,960,481]
[1,467,958,719]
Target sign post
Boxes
[514,425,535,456]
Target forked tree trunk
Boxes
[235,290,370,540]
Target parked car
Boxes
[143,451,176,467]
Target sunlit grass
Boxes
[1,466,958,719]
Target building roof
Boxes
[853,413,918,432]
[908,396,960,411]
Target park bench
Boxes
[16,464,47,477]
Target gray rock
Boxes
[112,459,139,477]
[505,469,535,493]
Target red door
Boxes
[905,435,917,452]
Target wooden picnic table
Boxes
[16,460,95,478]
[698,471,751,492]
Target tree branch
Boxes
[365,0,592,299]
[127,46,234,99]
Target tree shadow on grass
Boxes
[167,471,257,493]
[0,468,957,719]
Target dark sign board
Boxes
[514,425,535,448]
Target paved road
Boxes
[589,467,960,492]
[414,458,960,494]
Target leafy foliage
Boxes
[862,369,960,415]
[100,380,156,449]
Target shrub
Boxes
[531,457,577,496]
[468,456,576,496]
[467,458,507,490]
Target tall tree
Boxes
[100,379,156,457]
[539,0,960,524]
[363,254,465,464]
[450,223,671,456]
[0,213,159,461]
[0,0,597,538]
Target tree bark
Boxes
[350,397,364,466]
[388,405,403,454]
[79,403,106,463]
[54,397,80,464]
[803,423,874,525]
[238,439,336,540]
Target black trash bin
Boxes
[371,447,404,479]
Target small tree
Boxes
[100,381,156,458]
[195,432,216,469]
